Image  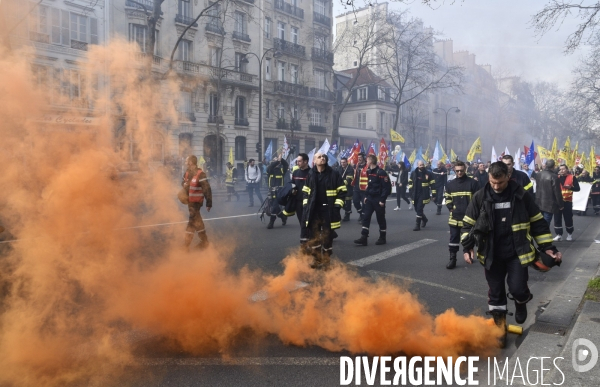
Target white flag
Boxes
[514,148,522,171]
[317,138,330,155]
[307,148,316,167]
[282,135,290,159]
[491,146,497,163]
[504,147,511,156]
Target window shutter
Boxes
[51,8,60,44]
[61,10,69,44]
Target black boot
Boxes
[413,217,421,231]
[375,231,386,245]
[279,213,287,226]
[421,215,428,228]
[436,205,442,215]
[487,310,508,349]
[357,212,363,222]
[511,293,532,324]
[354,235,368,246]
[446,252,457,269]
[267,216,275,229]
[343,212,351,222]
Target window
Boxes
[234,12,246,33]
[277,22,285,40]
[391,114,396,127]
[278,61,286,82]
[291,27,299,44]
[278,102,285,119]
[265,17,271,38]
[209,93,219,116]
[235,52,247,72]
[129,24,159,54]
[311,108,322,125]
[353,60,358,67]
[390,89,397,100]
[314,34,326,50]
[179,91,192,113]
[314,70,325,89]
[70,13,87,42]
[266,99,272,119]
[265,59,271,80]
[208,3,221,27]
[51,8,69,45]
[378,87,385,100]
[210,46,221,66]
[379,112,385,131]
[235,136,246,160]
[29,5,49,34]
[178,39,192,61]
[150,132,164,162]
[291,64,298,84]
[31,65,49,89]
[235,97,246,119]
[305,139,315,153]
[358,112,366,129]
[315,0,326,15]
[178,0,191,17]
[292,104,298,119]
[358,87,367,100]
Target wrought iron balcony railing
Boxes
[311,47,334,65]
[309,88,335,101]
[178,111,196,122]
[313,12,330,27]
[274,1,304,19]
[208,115,224,124]
[205,22,225,35]
[71,40,88,51]
[308,125,327,133]
[273,38,305,58]
[30,31,49,43]
[232,31,251,42]
[235,117,249,126]
[175,14,198,27]
[273,81,308,96]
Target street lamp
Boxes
[242,49,281,159]
[434,107,460,156]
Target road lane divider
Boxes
[347,239,437,267]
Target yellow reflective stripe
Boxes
[302,199,308,205]
[448,219,464,227]
[331,221,341,229]
[450,192,473,197]
[460,232,470,241]
[337,185,347,192]
[282,210,296,216]
[511,223,530,232]
[335,199,345,207]
[534,233,553,244]
[423,199,430,204]
[477,252,485,264]
[518,247,536,265]
[302,186,311,194]
[463,215,476,225]
[530,213,543,222]
[524,182,533,190]
[326,190,337,196]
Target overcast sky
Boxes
[333,0,591,87]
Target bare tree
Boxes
[531,0,600,53]
[379,13,464,134]
[402,99,429,149]
[570,40,600,143]
[331,8,391,141]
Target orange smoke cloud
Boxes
[0,41,500,387]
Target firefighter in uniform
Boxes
[553,164,580,241]
[432,161,448,215]
[266,154,289,229]
[352,153,368,222]
[409,160,434,231]
[225,162,239,202]
[462,162,560,348]
[592,166,600,215]
[443,161,479,269]
[302,152,346,269]
[338,157,355,222]
[354,154,392,246]
[182,155,212,250]
[283,153,310,246]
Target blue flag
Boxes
[525,140,535,167]
[360,143,366,155]
[404,154,411,169]
[264,140,273,161]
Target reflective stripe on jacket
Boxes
[185,169,205,204]
[560,174,574,202]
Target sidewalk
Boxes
[500,221,600,386]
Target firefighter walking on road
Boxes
[338,157,355,222]
[592,166,600,215]
[352,153,368,222]
[266,154,289,229]
[443,161,479,269]
[182,155,212,250]
[432,161,448,215]
[409,160,434,231]
[553,164,580,241]
[283,153,310,246]
[354,154,392,246]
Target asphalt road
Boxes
[123,195,600,387]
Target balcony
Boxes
[175,14,198,27]
[208,115,224,124]
[243,0,255,3]
[125,0,153,10]
[30,31,49,43]
[132,52,163,66]
[309,88,335,101]
[313,12,330,27]
[232,31,251,42]
[71,40,88,51]
[181,61,200,73]
[274,0,304,19]
[311,47,334,65]
[205,22,225,35]
[276,119,288,129]
[273,81,308,97]
[178,111,196,122]
[308,125,327,133]
[235,117,249,126]
[273,38,305,58]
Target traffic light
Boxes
[256,142,262,155]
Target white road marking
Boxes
[347,239,437,267]
[249,281,310,302]
[116,213,257,230]
[137,357,339,366]
[368,270,487,299]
